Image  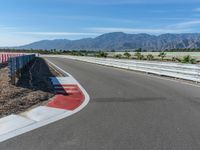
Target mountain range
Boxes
[18,32,200,51]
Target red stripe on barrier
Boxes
[0,53,25,64]
[48,84,85,110]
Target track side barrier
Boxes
[42,55,200,83]
[0,53,23,64]
[8,54,36,85]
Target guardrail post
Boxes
[9,57,16,85]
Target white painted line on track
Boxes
[45,58,90,113]
[50,77,77,85]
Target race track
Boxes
[1,56,200,150]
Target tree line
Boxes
[0,48,199,64]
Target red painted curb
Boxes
[48,84,85,110]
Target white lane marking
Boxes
[54,86,77,89]
[0,59,90,142]
[50,77,77,85]
[45,59,90,112]
[0,115,35,135]
[22,106,67,122]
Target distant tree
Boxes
[134,52,144,60]
[84,52,88,56]
[96,52,108,58]
[181,55,197,64]
[171,57,176,62]
[114,54,122,59]
[123,52,131,59]
[158,52,166,60]
[146,54,154,61]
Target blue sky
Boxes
[0,0,200,46]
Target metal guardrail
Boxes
[8,54,36,84]
[48,55,200,83]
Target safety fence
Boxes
[0,53,24,64]
[9,54,36,84]
[44,55,200,83]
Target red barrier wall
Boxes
[0,53,24,64]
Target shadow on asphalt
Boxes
[91,97,167,103]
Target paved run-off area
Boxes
[1,56,200,150]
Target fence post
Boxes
[9,57,16,85]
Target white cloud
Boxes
[193,8,200,12]
[88,19,200,34]
[44,15,138,24]
[0,31,100,46]
[0,35,37,47]
[87,27,190,34]
[0,25,17,31]
[171,20,200,28]
[1,18,200,47]
[17,32,99,36]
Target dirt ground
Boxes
[0,58,60,118]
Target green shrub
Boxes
[123,52,131,59]
[146,54,154,60]
[158,52,166,60]
[134,52,144,60]
[181,55,197,64]
[96,52,108,58]
[114,54,122,59]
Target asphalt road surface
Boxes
[1,57,200,150]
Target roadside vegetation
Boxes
[114,54,122,59]
[123,51,131,59]
[134,52,144,60]
[181,55,197,64]
[0,48,199,64]
[96,52,108,58]
[146,54,154,61]
[158,52,166,60]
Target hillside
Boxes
[18,32,200,51]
